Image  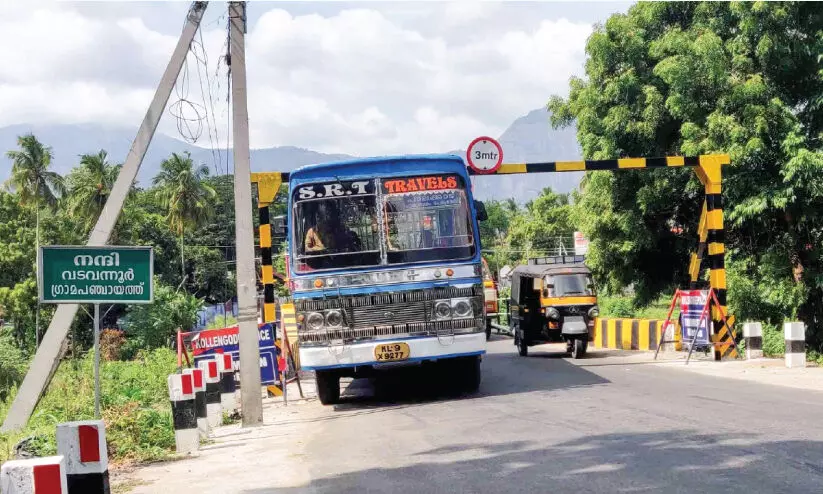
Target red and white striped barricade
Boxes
[183,367,209,438]
[55,420,109,494]
[216,353,237,413]
[1,456,68,494]
[198,358,222,428]
[168,373,199,454]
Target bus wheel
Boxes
[518,336,528,357]
[572,338,588,359]
[315,370,340,405]
[485,319,492,340]
[460,356,481,393]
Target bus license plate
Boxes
[374,342,410,362]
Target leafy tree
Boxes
[4,134,65,212]
[0,192,35,288]
[65,150,122,231]
[478,199,519,276]
[4,134,66,346]
[152,152,216,284]
[549,2,823,342]
[506,189,575,263]
[185,246,231,303]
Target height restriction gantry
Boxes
[251,151,732,360]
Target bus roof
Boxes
[289,154,468,183]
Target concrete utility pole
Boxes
[229,1,264,426]
[1,1,210,433]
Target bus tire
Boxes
[485,319,492,340]
[315,370,340,405]
[518,335,528,357]
[572,338,588,359]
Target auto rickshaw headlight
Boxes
[452,299,473,318]
[588,306,599,318]
[306,312,325,330]
[433,300,452,320]
[546,307,560,320]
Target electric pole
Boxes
[229,1,264,426]
[1,1,210,433]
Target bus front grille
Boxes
[298,317,482,344]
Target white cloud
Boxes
[0,2,596,157]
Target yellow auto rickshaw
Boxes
[508,255,598,358]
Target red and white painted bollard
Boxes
[183,367,209,439]
[55,420,109,494]
[168,373,199,454]
[217,353,237,413]
[1,456,68,494]
[198,358,222,428]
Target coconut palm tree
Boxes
[152,152,216,284]
[66,150,122,230]
[4,133,65,347]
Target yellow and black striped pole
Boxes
[693,155,737,360]
[689,200,708,289]
[250,172,286,323]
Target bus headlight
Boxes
[588,306,599,318]
[325,309,343,328]
[546,307,560,320]
[306,312,325,330]
[433,300,452,320]
[451,298,473,319]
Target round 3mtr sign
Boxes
[466,136,503,174]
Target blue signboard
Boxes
[680,290,710,346]
[189,322,281,385]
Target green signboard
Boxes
[38,246,154,304]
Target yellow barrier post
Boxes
[694,155,737,360]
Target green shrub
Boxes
[762,323,784,357]
[0,329,28,402]
[600,296,635,318]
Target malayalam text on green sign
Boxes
[38,246,154,304]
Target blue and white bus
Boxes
[287,154,488,404]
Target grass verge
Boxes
[0,348,178,466]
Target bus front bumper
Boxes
[299,332,486,371]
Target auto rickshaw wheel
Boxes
[517,335,528,357]
[572,338,588,359]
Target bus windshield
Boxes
[292,179,380,272]
[291,174,476,272]
[382,174,475,264]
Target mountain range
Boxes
[0,108,582,201]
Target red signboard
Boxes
[382,175,458,194]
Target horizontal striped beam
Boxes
[468,155,729,175]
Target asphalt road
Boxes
[266,336,823,494]
[124,336,823,493]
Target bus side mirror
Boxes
[475,200,488,222]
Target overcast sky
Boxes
[1,1,633,156]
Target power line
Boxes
[193,28,223,175]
